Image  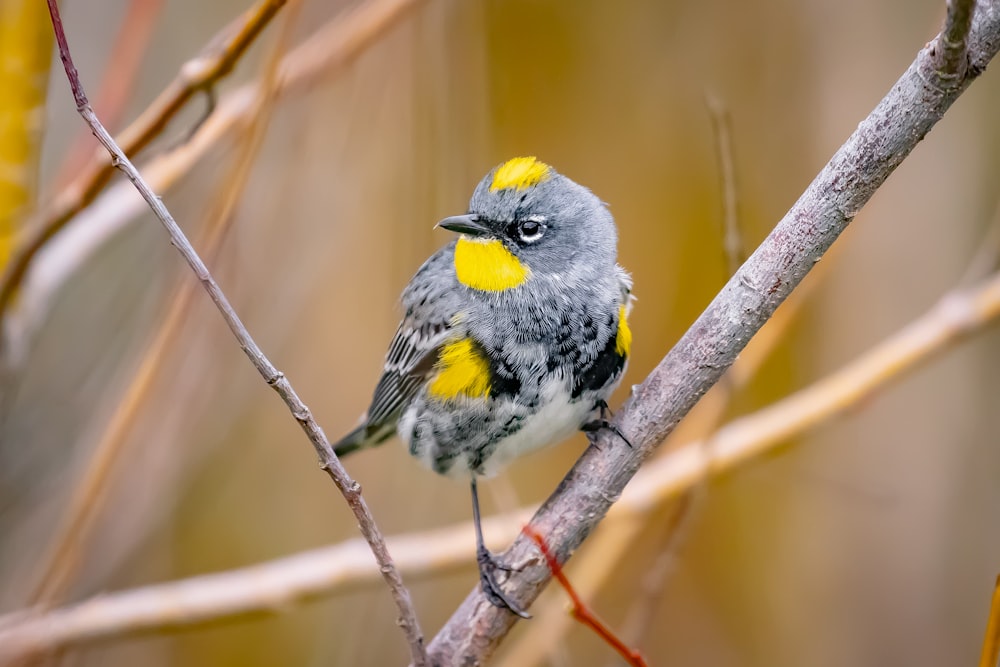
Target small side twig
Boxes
[42,3,427,666]
[615,491,698,655]
[706,93,744,275]
[523,527,649,667]
[935,0,977,79]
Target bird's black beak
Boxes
[436,214,490,237]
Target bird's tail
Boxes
[332,421,395,458]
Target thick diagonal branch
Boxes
[426,2,1000,664]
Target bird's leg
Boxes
[581,399,632,448]
[470,477,531,618]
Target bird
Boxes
[332,156,633,617]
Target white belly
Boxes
[477,380,592,478]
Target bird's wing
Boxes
[362,247,463,433]
[364,315,453,430]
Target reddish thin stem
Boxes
[523,526,649,667]
[46,0,87,110]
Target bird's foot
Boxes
[581,399,632,448]
[476,545,531,618]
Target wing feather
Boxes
[357,245,462,438]
[364,317,452,430]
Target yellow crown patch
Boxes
[490,156,551,192]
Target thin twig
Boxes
[497,505,642,667]
[28,0,302,609]
[523,527,649,667]
[427,4,1000,663]
[0,0,288,327]
[706,93,744,275]
[2,264,1000,660]
[979,575,1000,667]
[42,2,427,665]
[616,491,698,656]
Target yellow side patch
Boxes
[454,237,530,292]
[615,305,632,357]
[490,156,551,192]
[428,338,491,400]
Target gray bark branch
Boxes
[426,1,1000,664]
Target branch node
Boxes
[737,270,763,296]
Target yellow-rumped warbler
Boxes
[333,157,633,616]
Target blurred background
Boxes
[2,0,1000,665]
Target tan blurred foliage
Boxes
[2,0,1000,665]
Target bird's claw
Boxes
[477,546,531,618]
[581,400,632,448]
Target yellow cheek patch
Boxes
[490,156,551,192]
[615,305,632,357]
[428,338,491,400]
[454,237,530,292]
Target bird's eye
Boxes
[517,218,545,243]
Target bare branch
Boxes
[427,3,1000,663]
[41,1,427,664]
[0,507,532,663]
